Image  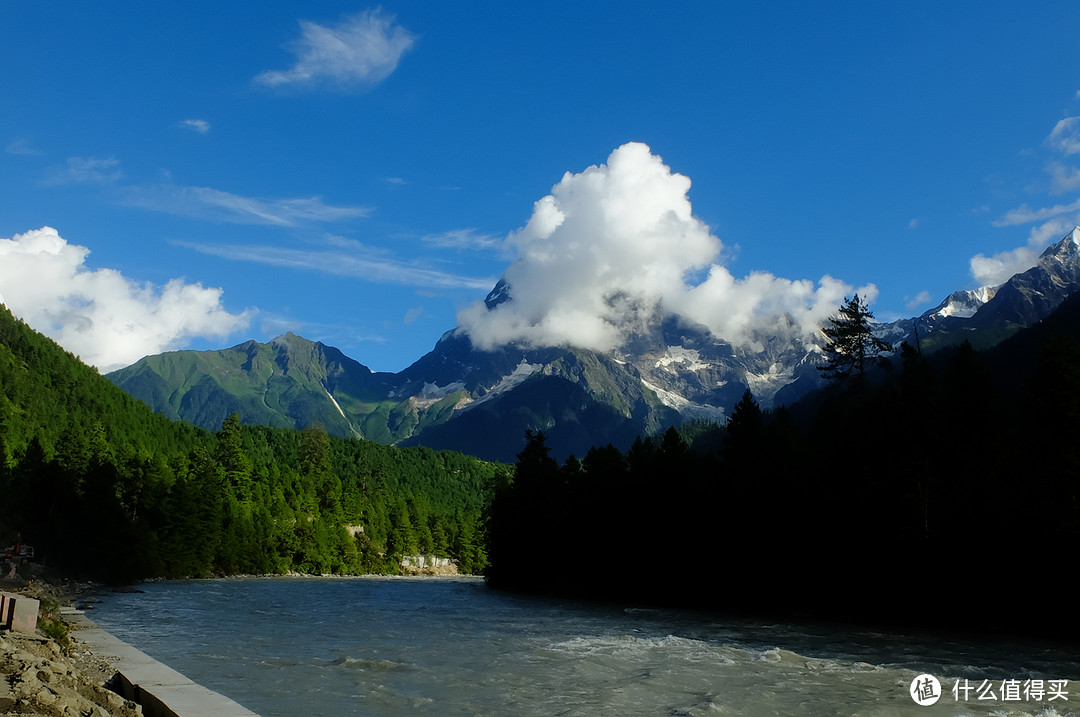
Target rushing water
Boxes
[86,576,1078,716]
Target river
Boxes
[85,576,1078,716]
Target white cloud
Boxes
[45,156,123,185]
[43,151,368,227]
[970,246,1040,286]
[404,306,424,324]
[905,291,933,311]
[174,239,494,290]
[179,119,210,134]
[457,142,869,353]
[992,198,1080,227]
[254,9,416,90]
[1046,116,1080,155]
[0,227,251,372]
[1047,161,1080,194]
[121,185,371,226]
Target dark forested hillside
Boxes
[485,297,1080,637]
[0,304,506,582]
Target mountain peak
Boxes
[269,332,337,358]
[1039,226,1080,262]
[271,331,308,345]
[484,278,512,310]
[922,286,997,320]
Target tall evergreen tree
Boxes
[818,294,891,380]
[215,413,254,501]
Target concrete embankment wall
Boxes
[68,612,259,717]
[0,591,40,634]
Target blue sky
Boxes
[3,2,1080,372]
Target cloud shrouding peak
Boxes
[458,142,868,353]
[0,227,251,372]
[255,9,416,90]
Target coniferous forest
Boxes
[0,304,503,583]
[486,294,1080,638]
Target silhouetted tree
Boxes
[818,294,891,381]
[513,429,559,492]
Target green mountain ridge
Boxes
[108,332,427,442]
[108,330,684,461]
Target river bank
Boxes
[1,569,258,717]
[1,570,142,716]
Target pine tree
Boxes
[724,389,763,444]
[818,294,891,380]
[215,413,253,501]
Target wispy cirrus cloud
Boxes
[173,239,495,290]
[121,185,371,227]
[254,9,416,91]
[5,138,43,156]
[178,119,210,134]
[44,156,123,185]
[41,154,368,227]
[991,198,1080,227]
[1046,116,1080,155]
[421,228,501,251]
[905,290,933,311]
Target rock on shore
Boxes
[0,628,143,716]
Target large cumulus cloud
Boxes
[458,143,869,353]
[0,227,251,371]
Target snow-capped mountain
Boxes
[109,228,1080,462]
[923,286,998,321]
